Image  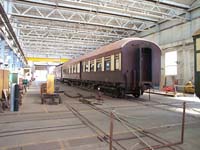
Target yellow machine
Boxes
[184,81,194,94]
[47,75,55,94]
[40,74,61,104]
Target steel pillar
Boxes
[8,49,14,72]
[13,53,16,71]
[0,38,5,68]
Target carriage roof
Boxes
[63,38,160,66]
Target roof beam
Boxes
[17,0,159,22]
[145,0,190,9]
[8,1,154,31]
[3,0,190,59]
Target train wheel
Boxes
[59,96,62,104]
[120,89,125,98]
[116,88,121,98]
[133,93,140,98]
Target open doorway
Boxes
[141,48,152,82]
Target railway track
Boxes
[61,82,200,118]
[0,114,76,124]
[63,92,185,150]
[0,110,70,116]
[88,103,182,150]
[0,123,85,138]
[1,85,197,149]
[64,101,128,150]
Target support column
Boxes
[160,53,165,89]
[0,39,5,69]
[20,60,23,68]
[183,41,189,83]
[8,49,14,72]
[13,53,17,71]
[16,57,21,70]
[13,54,20,72]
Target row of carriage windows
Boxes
[63,53,121,74]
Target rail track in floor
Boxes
[1,83,199,149]
[60,82,200,117]
[64,101,128,150]
[63,92,187,150]
[0,123,86,138]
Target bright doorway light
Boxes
[34,70,48,81]
[165,51,177,76]
[48,66,55,74]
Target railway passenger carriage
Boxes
[56,38,161,98]
[54,64,62,81]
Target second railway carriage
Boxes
[58,38,161,98]
[54,64,63,81]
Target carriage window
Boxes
[90,60,94,72]
[73,65,76,73]
[105,57,111,71]
[77,63,80,73]
[115,54,120,70]
[96,59,102,71]
[69,66,71,74]
[85,61,89,72]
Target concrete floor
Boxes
[0,82,200,150]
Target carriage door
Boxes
[61,67,63,79]
[140,48,152,83]
[80,61,82,79]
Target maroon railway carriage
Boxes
[56,38,161,98]
[54,64,63,81]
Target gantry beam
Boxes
[18,0,188,21]
[8,1,152,31]
[12,16,131,58]
[145,0,190,9]
[2,0,191,59]
[26,57,69,63]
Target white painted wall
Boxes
[138,7,200,85]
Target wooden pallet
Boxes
[41,93,62,104]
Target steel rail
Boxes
[0,115,76,125]
[62,84,187,149]
[0,123,85,138]
[86,103,178,150]
[64,102,128,150]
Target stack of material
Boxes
[40,75,55,96]
[0,69,9,112]
[0,69,9,98]
[40,75,62,104]
[40,83,47,96]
